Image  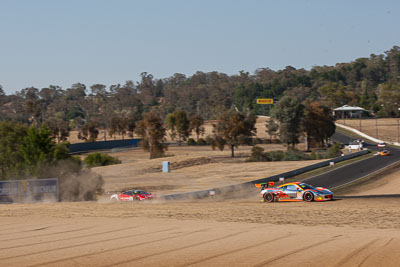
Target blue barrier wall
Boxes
[68,139,140,154]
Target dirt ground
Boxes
[1,197,400,267]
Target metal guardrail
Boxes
[162,150,369,200]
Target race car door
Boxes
[285,184,298,199]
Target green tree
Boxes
[79,121,99,142]
[108,116,119,140]
[19,126,70,178]
[266,119,279,141]
[166,110,190,144]
[318,82,353,108]
[126,113,138,138]
[0,122,28,178]
[45,112,71,143]
[165,112,177,141]
[302,101,336,150]
[135,111,167,159]
[189,114,205,141]
[376,82,400,116]
[271,96,304,150]
[174,110,190,144]
[0,122,104,201]
[211,110,256,157]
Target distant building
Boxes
[333,105,367,118]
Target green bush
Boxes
[271,138,281,144]
[187,138,196,146]
[205,136,214,145]
[249,146,310,162]
[283,150,309,161]
[252,138,263,145]
[266,150,285,161]
[84,153,121,167]
[310,150,316,160]
[197,138,207,145]
[248,146,265,161]
[327,143,342,158]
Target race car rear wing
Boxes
[255,182,274,189]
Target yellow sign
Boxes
[257,99,274,104]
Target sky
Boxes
[1,0,400,94]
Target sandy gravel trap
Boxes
[1,197,400,267]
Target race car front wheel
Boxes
[303,192,314,202]
[263,193,275,203]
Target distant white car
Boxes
[377,142,386,148]
[348,141,363,150]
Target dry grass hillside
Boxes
[337,118,400,143]
[68,116,273,144]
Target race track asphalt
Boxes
[303,132,400,189]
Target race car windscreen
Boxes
[298,183,315,190]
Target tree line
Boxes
[1,45,400,131]
[132,96,335,159]
[1,45,399,158]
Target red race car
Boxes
[110,190,153,201]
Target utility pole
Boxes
[376,117,378,139]
[398,119,399,144]
[359,112,362,131]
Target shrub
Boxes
[310,150,326,159]
[310,150,317,160]
[252,138,263,145]
[187,138,196,146]
[248,146,265,161]
[205,136,214,145]
[283,150,308,161]
[197,138,207,145]
[84,153,121,168]
[327,143,342,158]
[267,150,285,161]
[249,147,310,162]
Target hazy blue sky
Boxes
[1,0,399,94]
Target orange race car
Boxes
[256,182,333,203]
[380,150,391,156]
